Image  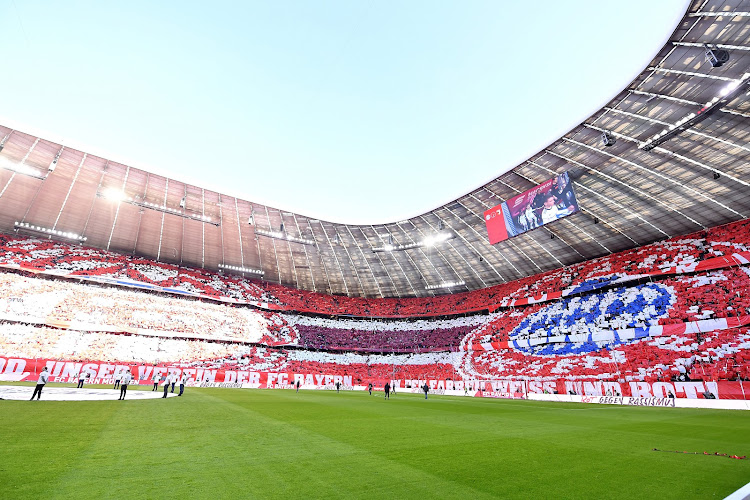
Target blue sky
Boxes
[1,1,688,224]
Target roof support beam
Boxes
[292,214,316,293]
[602,107,750,154]
[583,122,750,194]
[334,224,366,296]
[564,137,729,226]
[155,178,168,261]
[307,220,333,294]
[558,139,705,229]
[0,138,40,201]
[687,11,750,17]
[391,223,447,293]
[53,153,86,232]
[526,159,639,246]
[344,225,383,298]
[644,66,735,82]
[544,150,672,238]
[263,206,281,284]
[420,214,488,289]
[368,224,419,297]
[319,222,349,296]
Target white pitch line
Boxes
[724,481,750,500]
[0,385,178,401]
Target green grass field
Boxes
[1,383,748,499]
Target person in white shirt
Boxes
[540,194,575,225]
[114,370,122,390]
[77,370,86,389]
[30,367,50,400]
[119,369,133,400]
[178,373,188,397]
[152,372,160,391]
[161,373,171,399]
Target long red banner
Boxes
[2,356,748,400]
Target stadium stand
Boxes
[1,218,749,318]
[1,218,749,388]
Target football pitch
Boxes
[1,384,748,499]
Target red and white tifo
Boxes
[0,385,177,401]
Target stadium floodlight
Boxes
[705,45,730,68]
[0,133,11,153]
[100,192,220,226]
[719,80,740,96]
[372,231,455,252]
[422,232,452,247]
[255,228,315,245]
[425,280,465,291]
[101,187,130,202]
[639,72,750,151]
[0,156,45,179]
[218,263,264,276]
[14,221,87,243]
[48,148,63,173]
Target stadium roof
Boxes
[1,0,749,299]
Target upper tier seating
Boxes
[1,218,749,318]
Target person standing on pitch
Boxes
[335,381,341,393]
[162,373,171,398]
[423,383,429,400]
[384,382,390,400]
[170,372,177,393]
[77,370,86,389]
[30,367,50,400]
[368,382,373,395]
[178,373,187,396]
[296,380,300,393]
[119,369,132,400]
[114,370,121,390]
[152,371,160,391]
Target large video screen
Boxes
[484,172,579,244]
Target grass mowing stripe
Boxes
[200,389,497,498]
[1,385,748,499]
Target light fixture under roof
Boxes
[372,231,455,252]
[101,187,130,202]
[705,45,730,68]
[98,189,219,226]
[0,158,45,179]
[218,263,264,276]
[422,232,453,247]
[640,72,750,151]
[425,280,465,291]
[14,221,87,243]
[48,148,63,172]
[255,228,315,245]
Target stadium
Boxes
[1,1,750,498]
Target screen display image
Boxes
[484,172,579,244]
